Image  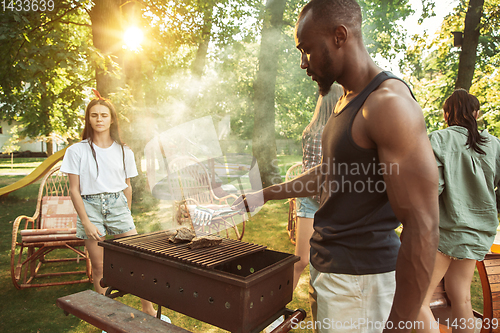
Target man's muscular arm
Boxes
[364,82,439,332]
[232,164,323,211]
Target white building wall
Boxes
[0,120,48,153]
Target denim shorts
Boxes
[76,191,135,239]
[296,196,320,219]
[438,249,464,260]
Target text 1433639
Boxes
[2,1,54,12]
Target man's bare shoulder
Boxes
[362,78,427,147]
[364,79,421,118]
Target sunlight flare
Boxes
[123,26,144,51]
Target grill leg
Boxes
[157,304,162,319]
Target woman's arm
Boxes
[123,178,132,210]
[68,173,103,240]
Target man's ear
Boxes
[333,25,348,47]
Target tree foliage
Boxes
[359,0,415,60]
[402,0,500,134]
[0,1,94,148]
[113,0,420,141]
[0,0,441,159]
[124,0,262,128]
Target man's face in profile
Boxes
[295,11,336,96]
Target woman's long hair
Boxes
[443,89,488,155]
[303,83,343,135]
[82,97,127,177]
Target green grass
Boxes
[0,157,45,174]
[0,156,486,332]
[276,154,302,176]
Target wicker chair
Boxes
[166,156,246,240]
[285,162,303,245]
[11,166,92,289]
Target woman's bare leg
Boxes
[85,238,106,294]
[415,251,452,333]
[293,217,314,290]
[443,258,477,333]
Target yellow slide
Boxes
[0,147,67,197]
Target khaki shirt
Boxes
[429,126,500,260]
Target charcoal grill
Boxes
[99,231,300,333]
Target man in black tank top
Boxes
[233,1,439,332]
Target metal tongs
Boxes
[192,206,240,226]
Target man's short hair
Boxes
[298,0,363,38]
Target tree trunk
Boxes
[46,138,53,156]
[90,0,123,97]
[186,2,214,113]
[252,0,286,188]
[455,0,484,91]
[120,1,150,200]
[122,0,143,104]
[192,3,213,78]
[40,81,53,156]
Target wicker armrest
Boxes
[20,228,77,236]
[21,233,80,243]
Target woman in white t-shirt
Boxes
[61,91,169,323]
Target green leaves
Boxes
[0,1,93,148]
[402,0,500,135]
[360,0,414,60]
[6,0,493,156]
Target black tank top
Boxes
[311,71,414,274]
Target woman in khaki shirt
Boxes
[417,89,500,332]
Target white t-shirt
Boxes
[61,140,138,195]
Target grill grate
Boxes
[109,231,266,268]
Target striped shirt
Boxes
[302,127,324,203]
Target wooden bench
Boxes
[57,290,306,333]
[57,290,191,333]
